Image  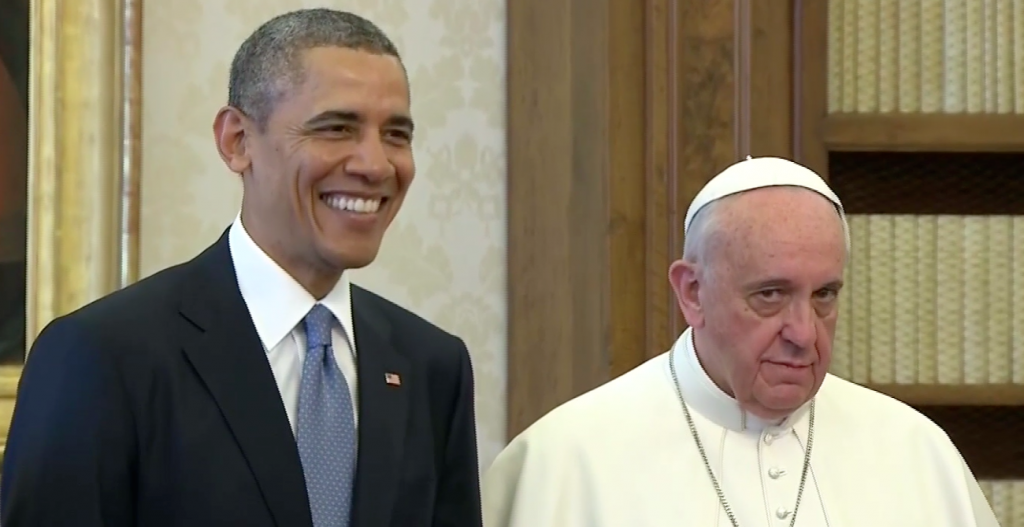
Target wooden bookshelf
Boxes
[823,113,1024,153]
[792,1,1024,481]
[861,384,1024,479]
[865,384,1024,407]
[827,150,1024,480]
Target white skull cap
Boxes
[683,156,850,250]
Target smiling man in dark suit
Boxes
[0,8,483,527]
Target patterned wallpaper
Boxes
[139,0,507,470]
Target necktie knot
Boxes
[303,304,335,351]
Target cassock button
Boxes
[768,467,785,479]
[763,433,776,445]
[776,507,791,520]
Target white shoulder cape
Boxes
[483,349,1000,527]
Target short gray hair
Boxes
[681,197,729,282]
[228,8,402,128]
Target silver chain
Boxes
[668,350,815,527]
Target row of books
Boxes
[827,0,1024,114]
[980,479,1024,526]
[830,215,1024,385]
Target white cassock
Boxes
[483,328,1001,527]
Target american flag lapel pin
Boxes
[384,372,402,386]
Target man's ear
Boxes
[212,106,254,175]
[669,259,706,329]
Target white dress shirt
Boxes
[227,216,359,433]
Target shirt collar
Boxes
[669,326,810,433]
[227,215,356,352]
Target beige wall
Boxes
[140,1,507,469]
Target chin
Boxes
[744,403,793,421]
[756,387,813,413]
[311,223,385,268]
[321,243,381,270]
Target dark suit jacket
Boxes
[0,231,483,527]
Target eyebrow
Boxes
[746,278,844,290]
[305,110,415,132]
[745,278,791,291]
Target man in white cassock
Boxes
[482,157,1000,527]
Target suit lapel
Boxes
[350,287,410,527]
[178,232,312,527]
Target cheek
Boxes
[295,149,339,191]
[391,151,415,189]
[814,317,835,361]
[303,143,337,169]
[740,328,783,368]
[719,317,780,378]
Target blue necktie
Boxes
[297,304,357,527]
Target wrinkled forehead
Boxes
[734,186,842,228]
[717,188,847,264]
[708,185,851,256]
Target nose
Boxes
[780,300,817,350]
[346,135,393,182]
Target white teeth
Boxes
[322,195,382,214]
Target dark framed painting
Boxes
[0,0,29,367]
[0,0,143,456]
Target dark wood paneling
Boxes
[917,406,1024,480]
[642,0,681,360]
[670,0,740,352]
[605,0,650,380]
[506,0,651,439]
[749,0,794,158]
[793,0,829,177]
[676,0,737,213]
[506,0,797,439]
[507,0,588,440]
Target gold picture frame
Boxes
[0,0,143,453]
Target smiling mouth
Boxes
[320,193,388,214]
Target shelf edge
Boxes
[823,113,1024,153]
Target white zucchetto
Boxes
[683,156,850,251]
